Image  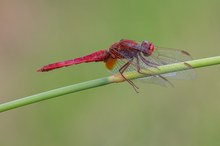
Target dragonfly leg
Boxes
[139,54,160,68]
[119,60,139,93]
[137,55,174,87]
[136,55,157,75]
[136,56,145,74]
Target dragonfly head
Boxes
[141,40,154,56]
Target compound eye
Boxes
[148,43,154,55]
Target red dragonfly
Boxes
[37,39,194,91]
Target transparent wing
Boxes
[105,46,195,87]
[139,76,172,87]
[105,57,170,86]
[153,47,193,63]
[148,46,196,79]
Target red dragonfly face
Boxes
[140,40,154,56]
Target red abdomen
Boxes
[37,50,108,72]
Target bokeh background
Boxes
[1,0,220,146]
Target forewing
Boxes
[145,47,196,80]
[153,47,193,63]
[134,47,195,86]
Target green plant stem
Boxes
[0,77,110,113]
[1,56,220,113]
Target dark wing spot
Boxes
[184,62,193,69]
[181,50,191,56]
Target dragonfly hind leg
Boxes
[119,59,139,93]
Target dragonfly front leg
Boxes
[135,54,162,76]
[135,55,154,75]
[139,54,160,68]
[137,55,174,87]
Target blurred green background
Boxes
[1,0,220,146]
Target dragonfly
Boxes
[37,39,195,92]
